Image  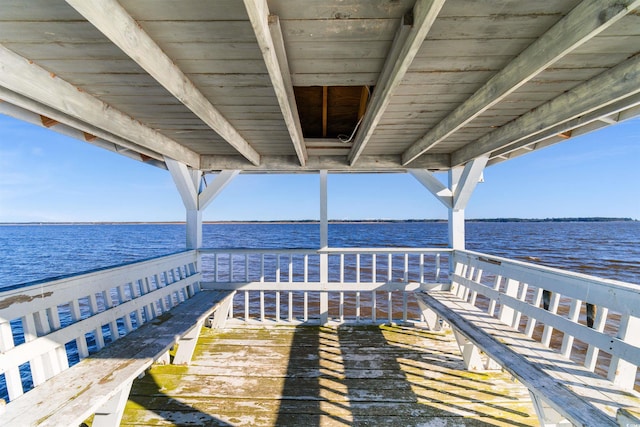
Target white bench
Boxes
[416,289,640,426]
[0,252,234,426]
[0,289,233,427]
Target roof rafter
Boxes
[402,0,640,166]
[0,86,164,163]
[489,92,640,161]
[349,0,446,165]
[65,0,261,166]
[0,100,163,167]
[452,54,640,166]
[243,1,307,166]
[0,44,199,167]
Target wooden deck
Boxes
[120,324,537,426]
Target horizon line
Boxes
[0,217,636,225]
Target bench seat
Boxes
[416,290,640,426]
[0,289,233,427]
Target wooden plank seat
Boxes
[415,290,640,427]
[0,289,233,427]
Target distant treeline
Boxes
[0,217,635,226]
[466,217,636,223]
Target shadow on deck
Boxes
[120,324,537,426]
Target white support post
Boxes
[186,209,202,250]
[91,381,134,427]
[319,170,329,324]
[448,167,465,251]
[166,157,239,251]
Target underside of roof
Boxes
[0,0,639,173]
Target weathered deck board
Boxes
[120,325,537,426]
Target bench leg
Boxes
[173,319,205,365]
[156,351,171,365]
[92,380,133,427]
[529,391,572,426]
[207,293,234,329]
[452,328,485,371]
[416,297,442,331]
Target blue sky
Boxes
[0,114,639,222]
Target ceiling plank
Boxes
[452,54,640,166]
[243,1,307,166]
[349,0,445,165]
[0,45,198,167]
[402,0,640,165]
[65,0,261,166]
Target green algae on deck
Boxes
[122,324,537,426]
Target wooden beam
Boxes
[243,1,306,166]
[0,45,199,167]
[408,169,453,209]
[453,155,488,210]
[165,157,198,211]
[65,0,260,166]
[349,0,445,165]
[199,170,240,211]
[200,154,450,173]
[402,0,640,165]
[453,54,640,166]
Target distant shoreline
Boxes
[0,217,636,226]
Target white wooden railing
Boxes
[199,248,450,324]
[451,249,640,391]
[0,251,201,402]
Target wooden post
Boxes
[186,209,202,250]
[319,170,329,324]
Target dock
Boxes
[122,324,536,426]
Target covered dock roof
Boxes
[0,0,639,173]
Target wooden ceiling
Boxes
[0,0,639,173]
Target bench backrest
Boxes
[452,250,640,391]
[0,251,201,402]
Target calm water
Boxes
[0,221,638,288]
